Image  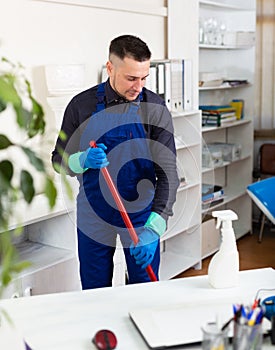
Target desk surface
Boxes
[0,268,274,350]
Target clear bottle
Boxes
[208,210,239,289]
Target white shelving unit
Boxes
[160,110,202,279]
[166,0,256,267]
[199,0,256,248]
[1,194,81,298]
[160,0,201,279]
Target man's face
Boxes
[106,55,150,101]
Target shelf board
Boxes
[199,0,255,11]
[199,83,252,91]
[201,187,248,214]
[177,181,200,193]
[199,44,254,50]
[171,109,200,119]
[202,119,251,133]
[32,0,168,17]
[175,139,200,150]
[2,240,75,278]
[202,154,251,173]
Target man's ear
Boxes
[106,60,113,77]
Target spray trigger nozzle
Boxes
[212,210,238,229]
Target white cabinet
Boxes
[199,0,256,244]
[1,195,81,298]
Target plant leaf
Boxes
[0,76,21,106]
[0,97,7,112]
[25,79,45,136]
[11,260,32,273]
[59,130,67,142]
[21,146,45,172]
[14,105,32,130]
[0,160,13,182]
[0,134,13,149]
[20,170,35,203]
[44,177,57,208]
[0,160,13,192]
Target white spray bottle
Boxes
[208,210,239,288]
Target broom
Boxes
[90,141,158,282]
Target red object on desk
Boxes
[92,329,117,350]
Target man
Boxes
[52,34,179,289]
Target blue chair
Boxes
[247,177,275,242]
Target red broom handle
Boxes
[90,141,158,282]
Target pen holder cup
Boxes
[233,322,262,350]
[201,322,229,350]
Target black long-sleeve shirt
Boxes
[52,79,179,220]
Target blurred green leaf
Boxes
[0,160,13,182]
[21,146,45,172]
[15,105,32,130]
[61,170,74,200]
[0,76,21,106]
[25,79,45,137]
[0,97,7,112]
[0,134,13,149]
[11,260,31,273]
[44,177,57,208]
[0,160,13,192]
[59,130,67,142]
[20,170,35,203]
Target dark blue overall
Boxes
[77,82,160,289]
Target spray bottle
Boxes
[208,210,239,288]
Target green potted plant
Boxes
[0,57,61,348]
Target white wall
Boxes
[0,0,167,186]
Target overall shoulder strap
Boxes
[128,88,144,114]
[95,82,106,113]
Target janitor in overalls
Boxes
[52,35,179,289]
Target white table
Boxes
[0,268,274,349]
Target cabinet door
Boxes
[21,257,81,296]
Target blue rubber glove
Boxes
[130,228,159,269]
[79,143,109,169]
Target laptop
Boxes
[129,300,233,349]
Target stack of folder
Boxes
[200,104,237,127]
[202,183,224,209]
[146,59,193,112]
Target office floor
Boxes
[174,222,275,279]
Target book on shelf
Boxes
[201,109,236,118]
[223,79,248,87]
[202,183,224,209]
[200,104,238,126]
[202,184,224,202]
[199,104,235,112]
[202,115,237,127]
[202,197,224,209]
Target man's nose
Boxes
[133,79,143,92]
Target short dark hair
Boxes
[109,35,151,62]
